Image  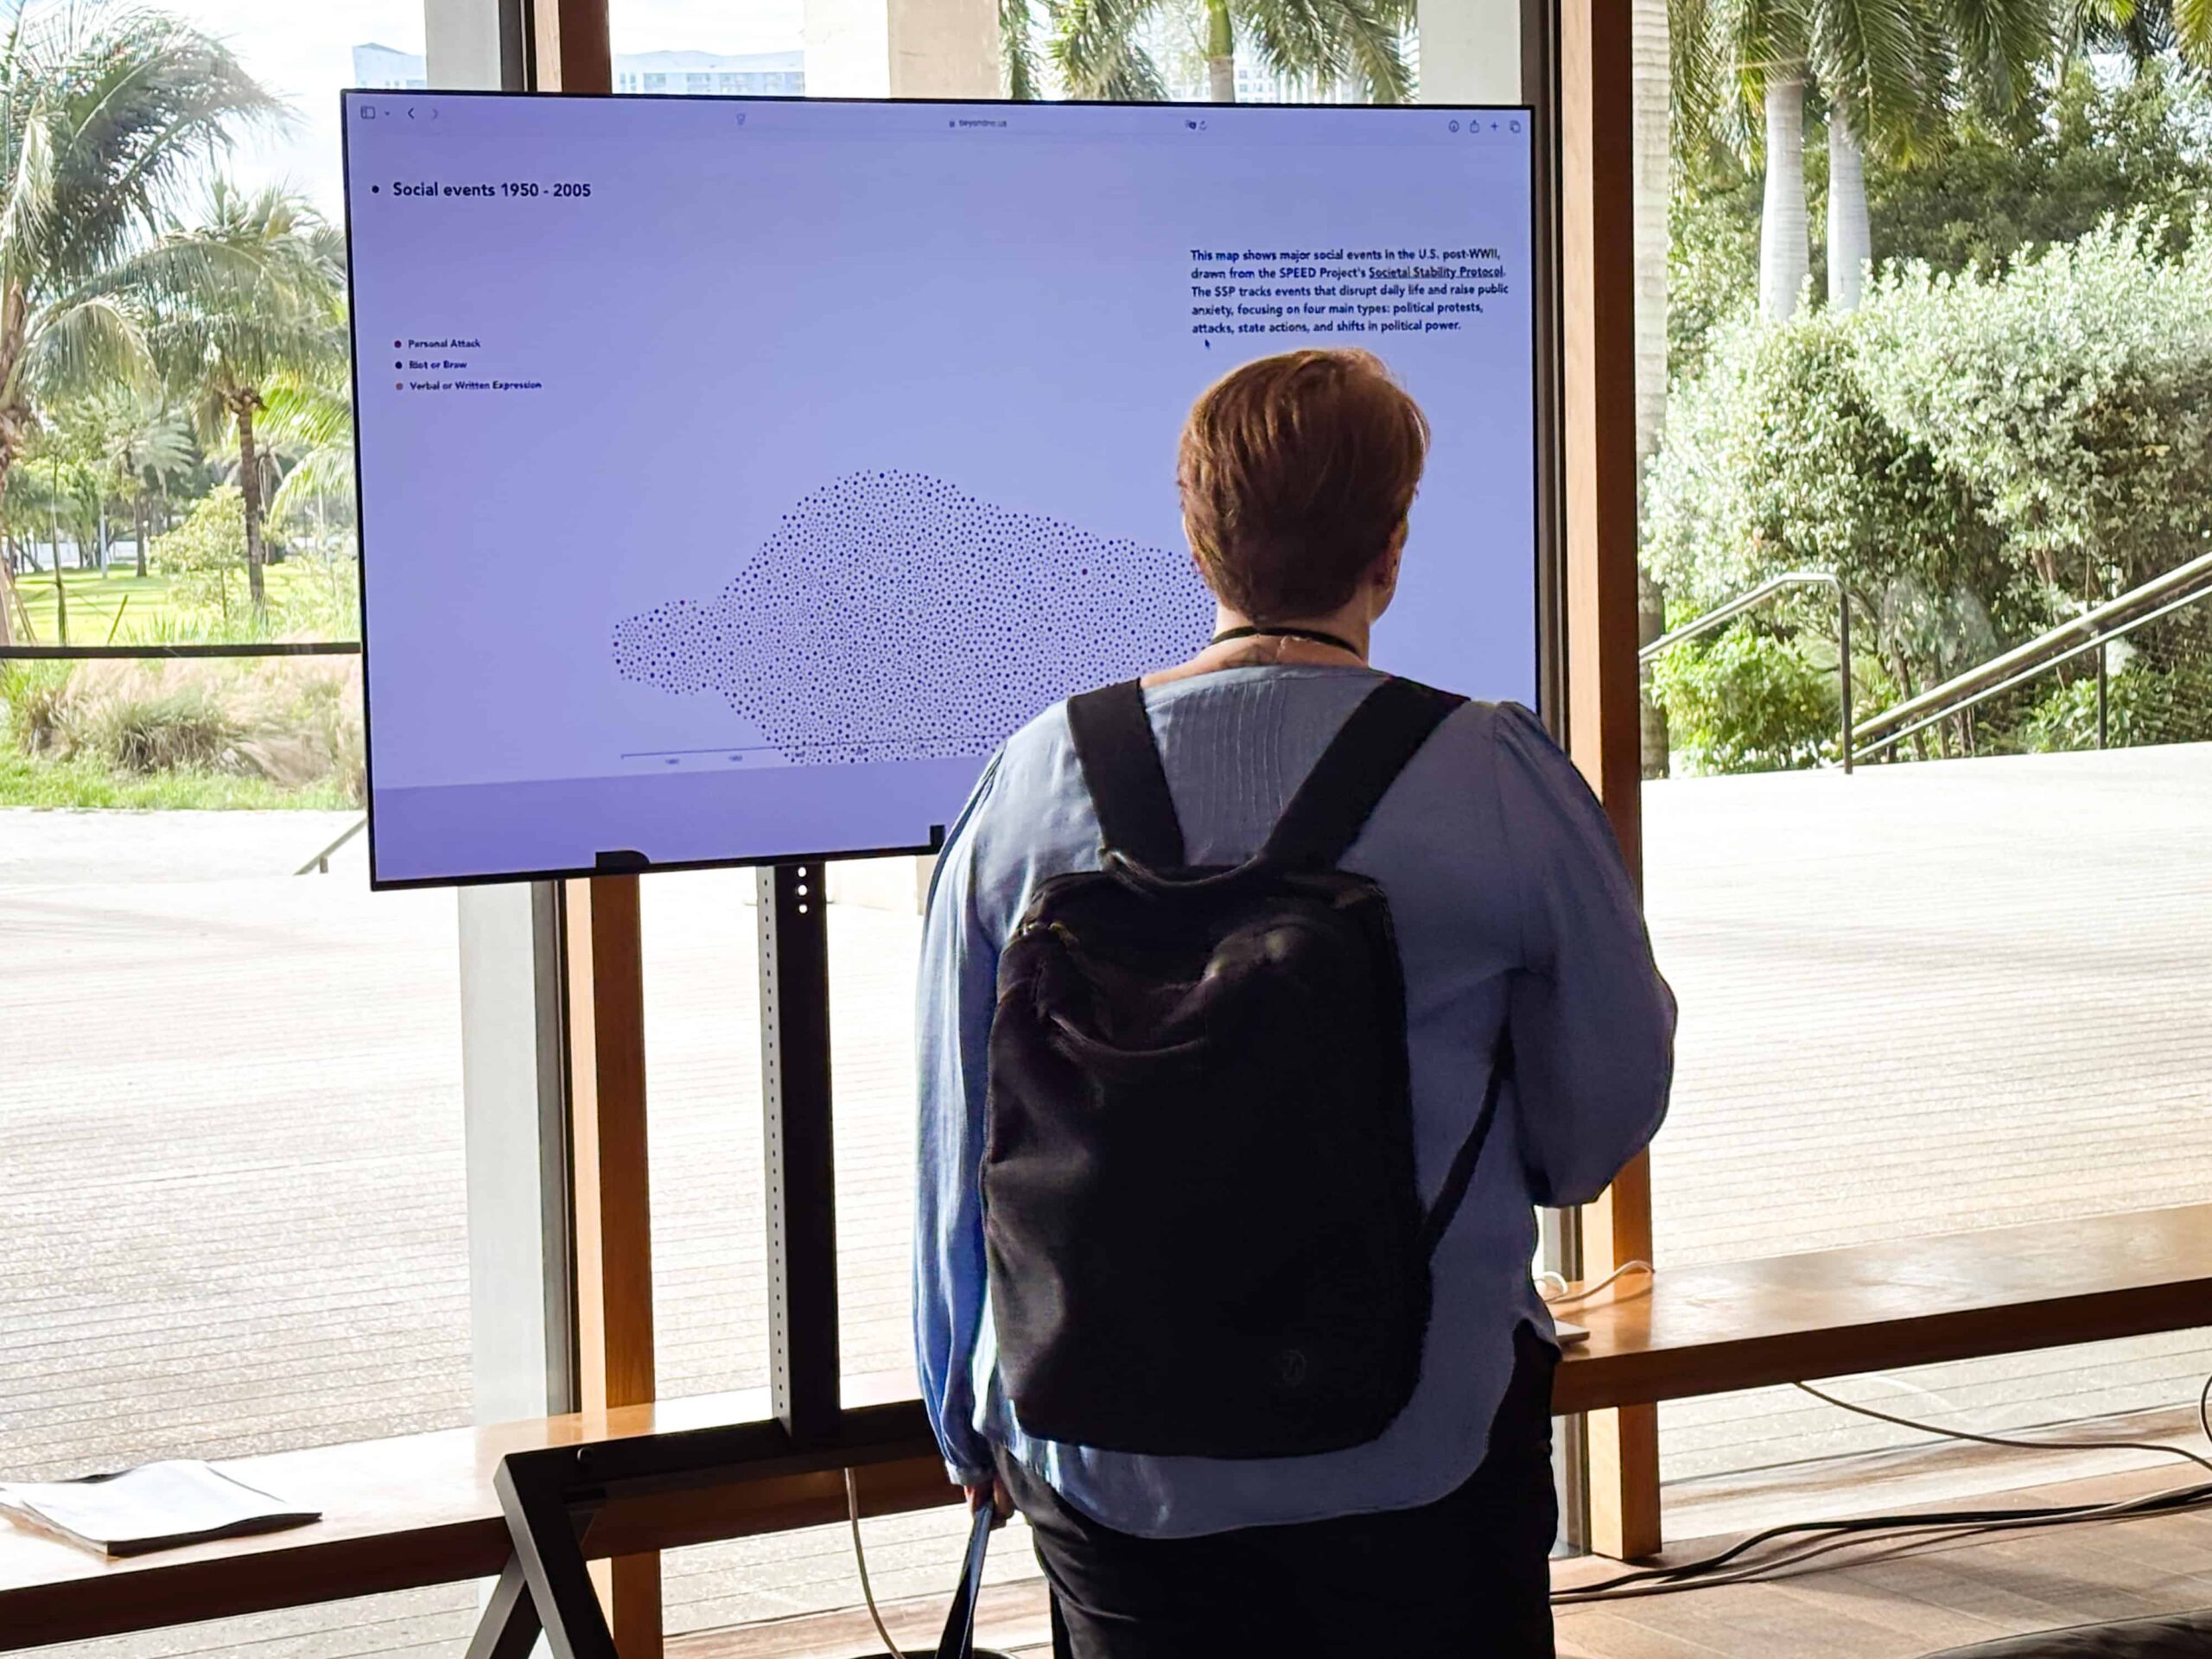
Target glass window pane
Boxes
[1644,25,2212,1524]
[2,10,468,1659]
[609,3,806,95]
[827,859,929,1397]
[644,869,767,1402]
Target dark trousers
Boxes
[999,1323,1560,1659]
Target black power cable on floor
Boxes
[1554,1370,2212,1605]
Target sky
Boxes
[9,0,808,219]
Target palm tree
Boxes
[1676,0,2050,316]
[133,181,344,612]
[0,5,274,532]
[2068,0,2212,65]
[93,394,194,577]
[257,365,353,545]
[1048,0,1414,104]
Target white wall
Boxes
[1418,0,1522,105]
[806,0,1000,99]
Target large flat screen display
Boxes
[342,92,1538,887]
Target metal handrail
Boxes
[1852,548,2212,751]
[1639,570,1856,772]
[297,817,368,875]
[0,642,359,660]
[1853,575,2212,761]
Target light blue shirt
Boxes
[914,664,1675,1539]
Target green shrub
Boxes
[275,555,359,639]
[86,688,241,772]
[1642,305,2023,748]
[1644,213,2212,771]
[2023,647,2212,751]
[151,487,251,618]
[1856,215,2212,600]
[0,662,78,754]
[1648,628,1842,775]
[1868,62,2212,280]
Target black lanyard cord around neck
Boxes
[1211,624,1364,659]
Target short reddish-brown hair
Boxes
[1177,349,1430,620]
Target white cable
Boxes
[844,1468,908,1659]
[1539,1259,1654,1308]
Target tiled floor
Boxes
[4,740,2209,1655]
[664,1466,2212,1658]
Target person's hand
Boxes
[963,1477,1014,1527]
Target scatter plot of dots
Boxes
[612,471,1214,764]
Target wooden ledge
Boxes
[7,1205,2209,1649]
[0,1383,944,1653]
[1554,1202,2212,1415]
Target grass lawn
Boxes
[0,749,356,810]
[7,562,351,646]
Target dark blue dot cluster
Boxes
[613,470,1213,764]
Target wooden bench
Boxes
[6,1203,2209,1653]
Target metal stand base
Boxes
[465,1404,937,1658]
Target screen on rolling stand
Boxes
[341,92,1538,888]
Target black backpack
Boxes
[981,675,1510,1459]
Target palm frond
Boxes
[26,6,279,283]
[1727,0,1811,122]
[257,371,353,456]
[0,99,54,293]
[1811,0,1943,154]
[1052,0,1173,98]
[1672,0,1731,149]
[1003,0,1046,98]
[1240,0,1344,91]
[269,444,354,526]
[1321,0,1414,101]
[22,291,153,404]
[2176,0,2212,64]
[1935,0,2054,114]
[113,399,195,486]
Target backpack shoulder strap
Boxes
[1066,680,1187,870]
[1417,1033,1510,1261]
[1261,677,1467,870]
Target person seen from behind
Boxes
[915,347,1675,1657]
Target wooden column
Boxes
[1559,0,1662,1562]
[564,875,660,1655]
[533,3,657,1638]
[530,0,613,93]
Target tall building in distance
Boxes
[351,44,804,97]
[353,42,428,92]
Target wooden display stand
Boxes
[472,864,865,1659]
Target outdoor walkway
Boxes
[3,741,2209,1656]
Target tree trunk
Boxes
[47,454,66,644]
[1759,75,1809,320]
[1639,571,1670,779]
[237,393,268,613]
[1206,0,1235,101]
[0,456,12,643]
[136,496,149,579]
[1630,0,1672,775]
[1827,97,1872,310]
